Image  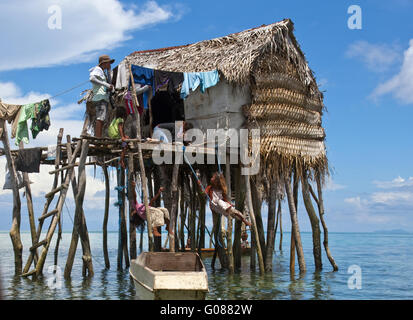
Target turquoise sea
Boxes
[0,231,412,300]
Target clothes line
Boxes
[127,64,220,101]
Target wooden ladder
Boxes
[22,130,82,278]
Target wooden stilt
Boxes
[0,120,22,275]
[169,156,180,252]
[64,136,90,277]
[128,63,153,252]
[312,174,338,271]
[265,181,277,272]
[245,174,265,274]
[250,179,266,265]
[233,166,244,270]
[284,173,306,274]
[301,169,322,271]
[128,153,137,260]
[18,141,38,266]
[116,165,123,269]
[278,200,283,252]
[120,166,129,267]
[226,154,234,274]
[64,139,94,278]
[102,164,110,269]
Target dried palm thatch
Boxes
[123,18,328,182]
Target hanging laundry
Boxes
[15,103,36,145]
[31,100,51,139]
[154,70,184,95]
[131,65,154,89]
[2,166,25,190]
[14,148,42,173]
[124,91,135,115]
[180,69,220,99]
[15,99,51,146]
[115,62,129,89]
[131,65,156,110]
[0,102,21,138]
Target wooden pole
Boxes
[128,63,154,252]
[284,173,306,273]
[117,166,123,269]
[180,175,187,251]
[0,120,22,275]
[102,164,110,269]
[169,154,180,252]
[250,179,266,264]
[189,178,196,252]
[120,166,130,267]
[233,166,245,270]
[64,139,94,278]
[278,200,283,252]
[244,174,265,274]
[128,153,137,260]
[301,170,322,271]
[226,154,234,274]
[18,141,38,265]
[313,174,338,271]
[64,137,88,277]
[265,181,277,272]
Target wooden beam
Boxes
[38,209,58,222]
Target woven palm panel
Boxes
[259,135,326,159]
[246,102,321,125]
[253,87,323,113]
[254,72,308,94]
[258,120,325,140]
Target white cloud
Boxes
[345,176,413,215]
[371,39,413,104]
[373,176,413,189]
[346,40,402,72]
[370,191,413,205]
[0,0,176,71]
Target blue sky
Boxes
[1,0,413,233]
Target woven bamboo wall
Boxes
[247,56,327,179]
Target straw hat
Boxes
[98,54,115,65]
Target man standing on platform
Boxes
[89,54,115,137]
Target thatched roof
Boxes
[123,19,327,180]
[125,19,318,90]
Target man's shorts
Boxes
[95,100,108,121]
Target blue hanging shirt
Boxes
[180,69,220,99]
[130,65,155,109]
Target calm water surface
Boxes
[0,231,412,300]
